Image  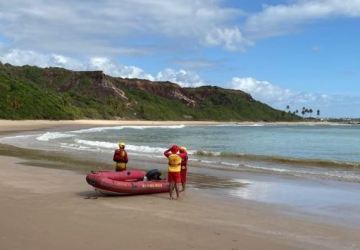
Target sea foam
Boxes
[70,125,186,134]
[36,132,75,141]
[74,139,167,154]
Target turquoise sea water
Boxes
[35,124,360,161]
[1,124,359,182]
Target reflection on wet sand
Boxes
[188,172,249,189]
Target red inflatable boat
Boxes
[86,169,169,195]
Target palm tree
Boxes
[317,109,320,117]
[304,108,309,117]
[309,109,313,117]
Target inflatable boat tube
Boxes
[86,170,169,195]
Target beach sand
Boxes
[0,120,359,250]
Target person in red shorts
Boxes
[179,146,188,191]
[164,145,186,200]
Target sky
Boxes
[0,0,360,118]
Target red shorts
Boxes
[168,172,181,183]
[181,168,187,183]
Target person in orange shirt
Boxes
[113,142,128,171]
[164,145,186,200]
[179,146,188,191]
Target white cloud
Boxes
[156,68,205,87]
[1,0,360,55]
[0,49,83,70]
[0,0,247,53]
[231,76,360,118]
[204,27,253,51]
[0,49,204,87]
[2,0,360,55]
[88,57,154,80]
[231,77,297,103]
[231,76,331,104]
[0,49,49,67]
[0,49,154,80]
[244,0,360,39]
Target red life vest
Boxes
[181,154,188,170]
[113,149,128,163]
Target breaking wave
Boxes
[194,150,360,169]
[216,123,264,127]
[36,132,75,141]
[70,125,186,134]
[74,139,167,154]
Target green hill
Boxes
[0,62,300,121]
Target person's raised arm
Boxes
[164,148,172,157]
[178,151,187,159]
[113,149,119,162]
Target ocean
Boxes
[2,123,359,182]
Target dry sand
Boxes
[0,120,359,250]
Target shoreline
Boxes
[0,119,350,133]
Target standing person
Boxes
[179,146,188,191]
[164,145,184,200]
[113,142,128,171]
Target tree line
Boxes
[286,105,320,118]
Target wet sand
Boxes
[2,155,360,250]
[1,121,360,250]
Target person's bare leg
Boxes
[181,182,186,191]
[174,183,180,199]
[169,182,174,199]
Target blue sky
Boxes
[0,0,360,117]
